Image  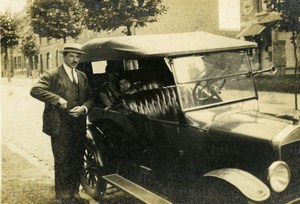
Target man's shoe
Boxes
[54,197,88,204]
[72,194,90,204]
[53,198,72,204]
[55,192,72,200]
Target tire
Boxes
[81,121,140,199]
[81,124,121,199]
[81,141,106,199]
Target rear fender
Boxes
[203,168,270,202]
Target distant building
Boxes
[237,0,300,73]
[9,0,229,77]
[3,0,298,77]
[136,0,243,38]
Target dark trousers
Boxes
[51,119,85,199]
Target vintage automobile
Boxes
[78,31,300,203]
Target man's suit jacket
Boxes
[30,65,94,136]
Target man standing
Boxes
[30,43,94,204]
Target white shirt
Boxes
[60,63,88,114]
[63,63,78,83]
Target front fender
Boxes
[203,168,270,202]
[85,123,108,167]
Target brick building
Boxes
[5,0,238,77]
[3,0,299,77]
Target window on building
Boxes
[14,57,17,70]
[14,56,22,69]
[18,56,22,69]
[256,0,267,13]
[40,54,43,73]
[46,53,51,69]
[56,50,59,67]
[34,55,38,70]
[268,51,272,62]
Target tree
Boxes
[30,0,84,43]
[0,12,19,81]
[80,0,167,36]
[20,32,40,59]
[268,0,300,110]
[20,32,40,77]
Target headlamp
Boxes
[267,161,290,192]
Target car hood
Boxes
[185,102,294,144]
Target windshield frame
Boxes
[169,49,259,112]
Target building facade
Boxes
[8,0,224,77]
[238,0,300,73]
[2,0,299,77]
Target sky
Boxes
[0,0,241,31]
[0,0,27,14]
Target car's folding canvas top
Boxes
[81,31,257,61]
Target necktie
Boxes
[71,69,79,101]
[71,69,77,85]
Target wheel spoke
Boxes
[82,124,120,198]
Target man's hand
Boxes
[69,106,86,118]
[58,98,68,109]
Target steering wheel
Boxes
[193,78,226,102]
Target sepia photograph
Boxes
[1,0,300,203]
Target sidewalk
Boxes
[1,76,100,204]
[1,75,38,87]
[1,144,99,204]
[1,144,54,204]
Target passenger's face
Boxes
[64,52,81,69]
[119,79,131,92]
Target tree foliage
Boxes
[268,0,300,34]
[30,0,85,42]
[80,0,167,35]
[0,12,19,51]
[268,0,300,110]
[20,32,40,59]
[0,12,19,80]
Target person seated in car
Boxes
[119,77,137,96]
[109,77,138,112]
[99,65,121,109]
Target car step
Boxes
[102,174,172,204]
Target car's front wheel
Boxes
[81,143,106,199]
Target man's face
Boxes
[64,52,81,69]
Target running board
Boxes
[102,174,172,204]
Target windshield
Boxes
[172,51,257,111]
